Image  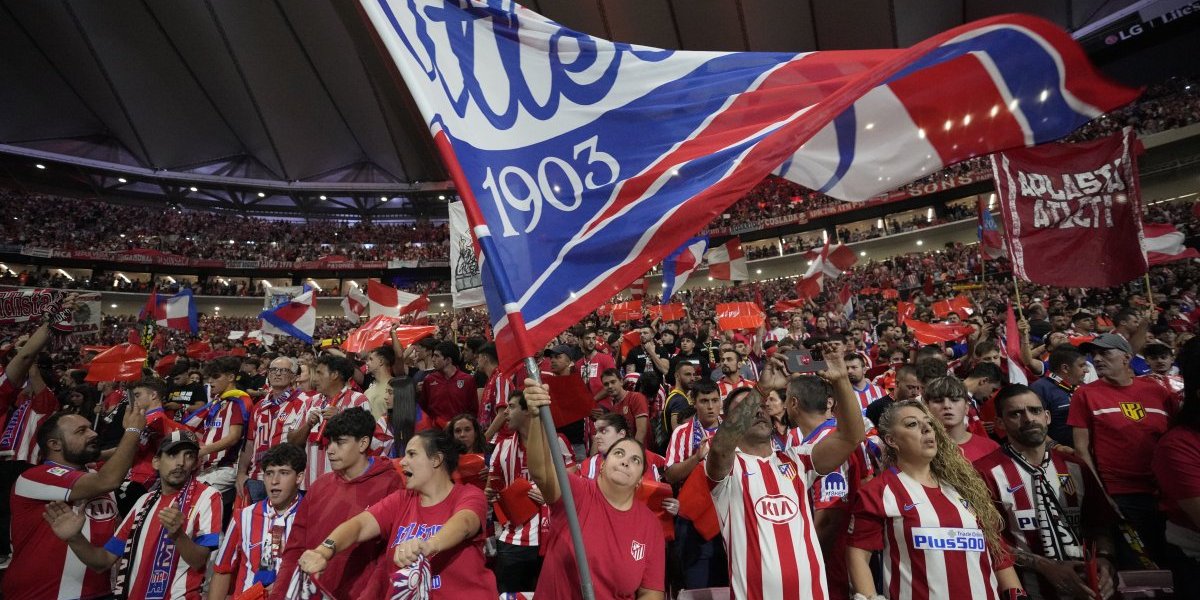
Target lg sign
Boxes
[754,494,799,523]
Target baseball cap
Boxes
[548,344,576,360]
[1079,333,1132,356]
[157,430,200,455]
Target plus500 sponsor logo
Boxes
[911,527,985,552]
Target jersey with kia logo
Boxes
[709,446,824,600]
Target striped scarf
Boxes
[113,479,194,600]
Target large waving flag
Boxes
[705,239,748,281]
[367,280,423,318]
[361,0,1137,371]
[342,286,368,321]
[977,196,1005,259]
[154,289,198,334]
[260,289,317,344]
[661,236,708,303]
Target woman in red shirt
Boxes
[295,429,496,598]
[524,380,667,599]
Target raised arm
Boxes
[810,347,866,475]
[68,405,147,501]
[521,380,562,504]
[704,387,762,482]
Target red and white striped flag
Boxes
[706,239,748,281]
[838,284,855,319]
[629,276,646,301]
[1144,223,1200,265]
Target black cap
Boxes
[157,430,200,455]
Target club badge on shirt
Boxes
[630,540,645,562]
[1059,473,1077,496]
[1120,402,1145,421]
[47,466,70,477]
[457,380,464,389]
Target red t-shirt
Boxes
[1153,425,1200,532]
[1066,378,1176,494]
[420,368,478,427]
[5,463,121,600]
[576,352,617,397]
[613,391,650,447]
[366,485,496,599]
[958,433,1001,463]
[535,475,666,598]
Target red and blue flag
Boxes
[361,0,1137,371]
[661,236,708,304]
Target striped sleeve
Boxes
[190,487,224,549]
[665,422,690,467]
[213,508,244,574]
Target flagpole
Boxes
[1011,277,1025,321]
[1144,272,1154,308]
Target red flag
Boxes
[795,273,824,300]
[153,354,179,378]
[905,320,975,345]
[932,295,974,319]
[186,340,211,357]
[677,466,720,540]
[85,344,147,382]
[1144,222,1200,265]
[342,315,437,353]
[543,374,595,427]
[610,300,643,322]
[716,302,765,331]
[773,299,806,313]
[647,303,686,322]
[895,300,915,326]
[991,129,1147,287]
[138,289,158,321]
[620,330,642,358]
[837,284,854,318]
[881,289,900,300]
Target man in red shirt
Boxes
[419,342,478,428]
[599,368,649,447]
[236,356,307,503]
[4,405,146,600]
[1069,333,1177,567]
[577,329,617,400]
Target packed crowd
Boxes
[0,197,1196,600]
[0,193,450,263]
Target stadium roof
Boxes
[0,0,1174,217]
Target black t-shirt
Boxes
[865,395,896,427]
[623,347,657,376]
[236,373,266,392]
[167,383,208,412]
[668,351,710,384]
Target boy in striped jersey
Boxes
[976,384,1116,600]
[211,442,306,599]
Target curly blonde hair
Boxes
[877,399,1008,561]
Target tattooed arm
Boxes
[704,389,764,482]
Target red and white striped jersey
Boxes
[479,368,513,434]
[213,496,303,597]
[974,447,1115,599]
[195,389,250,471]
[851,380,885,412]
[709,447,826,600]
[103,481,223,600]
[300,387,374,488]
[245,389,308,480]
[6,463,121,600]
[849,467,1012,600]
[717,376,756,402]
[665,417,719,467]
[0,388,57,464]
[488,432,576,546]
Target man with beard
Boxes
[45,430,223,599]
[716,349,756,401]
[668,333,709,383]
[576,329,616,401]
[5,406,147,599]
[976,385,1117,600]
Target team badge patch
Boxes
[1120,402,1145,421]
[457,380,464,389]
[47,466,70,477]
[1058,473,1077,496]
[630,540,645,561]
[777,463,797,480]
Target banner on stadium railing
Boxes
[0,248,447,273]
[448,201,485,309]
[0,287,101,334]
[991,128,1147,288]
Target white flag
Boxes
[449,201,485,309]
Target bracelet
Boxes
[125,427,143,435]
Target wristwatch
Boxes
[319,538,337,557]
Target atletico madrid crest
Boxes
[777,463,798,480]
[1120,402,1146,421]
[1058,473,1077,497]
[630,540,646,561]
